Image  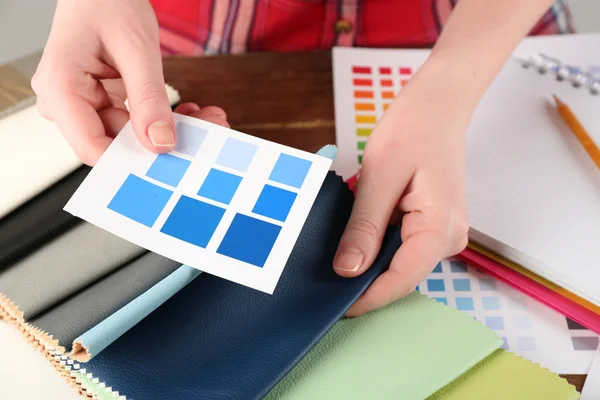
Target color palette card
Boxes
[65,113,332,294]
[331,47,429,180]
[418,259,599,374]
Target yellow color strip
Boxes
[355,115,377,124]
[468,242,600,314]
[356,128,372,137]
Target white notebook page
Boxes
[466,57,600,305]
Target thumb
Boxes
[109,34,175,152]
[334,158,411,277]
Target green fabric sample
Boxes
[429,349,580,400]
[265,291,502,400]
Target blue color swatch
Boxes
[456,297,475,311]
[453,278,471,291]
[198,169,242,205]
[450,261,467,273]
[427,279,445,292]
[485,316,505,330]
[146,154,191,187]
[217,214,281,267]
[215,138,258,172]
[175,122,207,156]
[434,298,448,305]
[501,337,508,350]
[160,196,225,248]
[482,296,501,310]
[108,174,172,227]
[432,262,443,273]
[269,153,312,188]
[252,185,297,222]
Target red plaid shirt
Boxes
[150,0,574,56]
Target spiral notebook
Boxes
[332,34,600,308]
[465,51,600,307]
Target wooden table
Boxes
[163,51,587,392]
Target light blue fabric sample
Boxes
[74,266,201,360]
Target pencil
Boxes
[553,94,600,170]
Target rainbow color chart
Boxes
[351,65,414,165]
[332,47,429,179]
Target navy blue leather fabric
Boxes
[83,172,402,400]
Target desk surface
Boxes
[163,51,587,392]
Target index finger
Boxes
[345,228,445,317]
[52,90,113,166]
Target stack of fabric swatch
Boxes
[0,84,581,400]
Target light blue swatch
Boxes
[453,278,471,291]
[269,153,313,188]
[74,266,201,360]
[198,168,242,204]
[146,154,191,187]
[215,137,258,172]
[485,316,505,330]
[175,122,207,156]
[482,296,501,310]
[456,297,475,311]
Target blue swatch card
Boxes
[64,113,332,293]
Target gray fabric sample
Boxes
[0,222,144,320]
[30,252,180,351]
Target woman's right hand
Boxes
[32,0,220,165]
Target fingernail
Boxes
[334,248,364,272]
[148,121,175,147]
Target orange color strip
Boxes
[381,91,395,99]
[380,79,393,87]
[355,103,375,111]
[354,91,373,99]
[355,115,377,124]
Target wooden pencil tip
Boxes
[552,94,563,107]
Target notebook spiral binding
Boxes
[520,53,600,95]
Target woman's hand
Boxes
[333,59,470,316]
[32,0,218,165]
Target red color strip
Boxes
[379,67,392,75]
[399,67,412,75]
[352,66,372,74]
[353,78,373,86]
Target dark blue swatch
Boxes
[108,174,172,227]
[160,196,225,248]
[198,169,242,205]
[252,184,297,222]
[268,153,312,188]
[217,214,281,267]
[146,154,191,187]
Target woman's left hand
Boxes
[332,60,471,316]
